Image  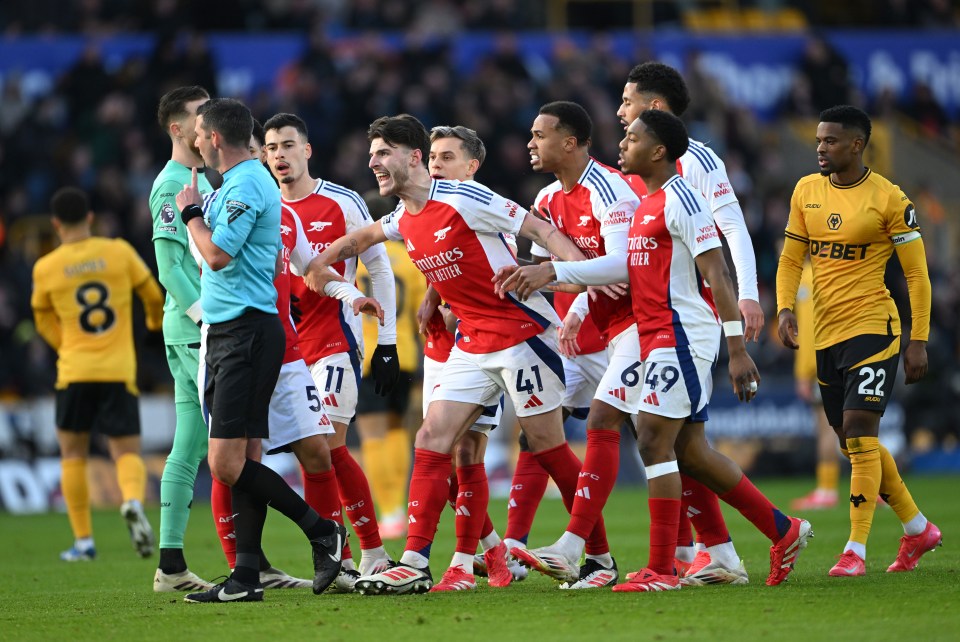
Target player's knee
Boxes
[209,456,242,486]
[636,432,672,464]
[454,440,479,466]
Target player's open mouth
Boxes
[818,158,828,168]
[431,173,445,179]
[375,171,390,184]
[275,162,290,173]
[529,153,540,165]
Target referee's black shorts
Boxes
[201,310,284,440]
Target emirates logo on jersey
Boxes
[310,221,333,232]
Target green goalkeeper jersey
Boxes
[149,160,213,346]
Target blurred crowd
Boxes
[0,3,958,450]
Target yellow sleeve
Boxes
[894,237,931,342]
[30,261,61,349]
[793,264,817,380]
[123,241,164,332]
[33,307,62,351]
[776,186,809,313]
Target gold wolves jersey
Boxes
[357,240,425,374]
[778,169,928,349]
[31,237,163,391]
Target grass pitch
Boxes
[2,476,957,642]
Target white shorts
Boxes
[264,359,335,455]
[308,350,361,425]
[432,327,565,419]
[561,350,607,419]
[594,324,644,415]
[423,355,502,433]
[638,346,713,421]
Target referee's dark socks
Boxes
[231,482,267,586]
[233,459,335,541]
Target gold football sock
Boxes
[115,453,147,503]
[816,460,839,493]
[385,428,412,515]
[61,458,92,539]
[361,437,391,512]
[877,444,920,524]
[846,437,881,546]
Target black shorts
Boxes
[355,370,415,416]
[55,382,140,437]
[202,310,284,440]
[816,334,900,429]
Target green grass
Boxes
[3,476,958,642]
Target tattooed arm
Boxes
[302,220,389,294]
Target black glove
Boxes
[371,344,400,396]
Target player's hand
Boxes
[304,266,346,295]
[777,309,799,350]
[728,348,761,403]
[439,305,458,334]
[417,286,442,335]
[491,265,519,298]
[558,309,583,357]
[903,340,928,385]
[497,263,556,301]
[531,205,552,222]
[371,344,400,396]
[589,283,628,301]
[353,297,384,325]
[740,299,764,343]
[176,167,203,214]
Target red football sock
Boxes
[481,513,495,540]
[567,430,620,541]
[719,474,790,543]
[211,476,236,568]
[406,448,453,556]
[302,466,352,559]
[447,471,459,510]
[504,451,549,544]
[681,473,730,547]
[676,510,694,548]
[534,443,609,555]
[454,464,490,554]
[330,446,382,551]
[649,497,682,576]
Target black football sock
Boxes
[158,548,187,575]
[232,459,334,541]
[230,481,267,586]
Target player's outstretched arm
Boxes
[519,211,585,262]
[695,247,760,403]
[302,221,387,294]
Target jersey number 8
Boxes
[76,282,116,334]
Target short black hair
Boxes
[819,105,872,146]
[196,98,253,149]
[627,62,691,117]
[50,187,90,224]
[430,125,487,166]
[156,86,209,131]
[367,114,431,167]
[263,112,309,141]
[638,109,689,162]
[250,119,264,147]
[538,101,592,147]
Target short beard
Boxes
[280,175,295,184]
[819,168,831,176]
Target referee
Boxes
[175,98,344,603]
